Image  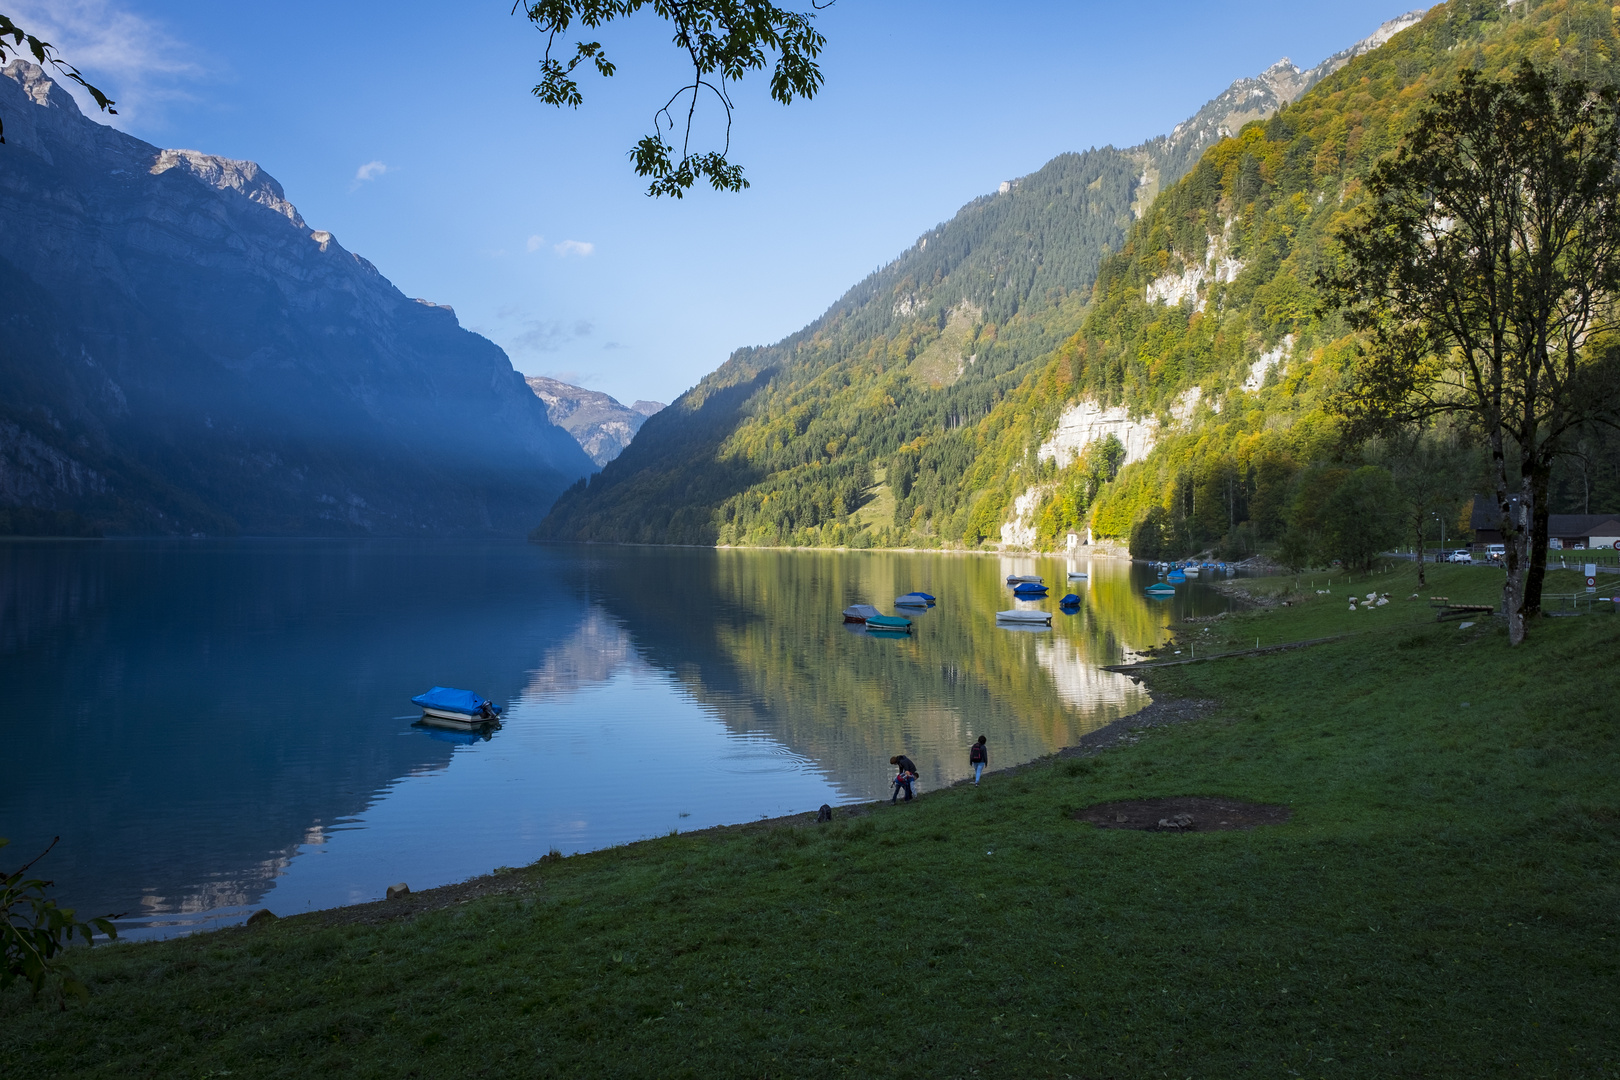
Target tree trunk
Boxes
[1493,432,1528,645]
[1523,458,1554,618]
[1414,510,1427,587]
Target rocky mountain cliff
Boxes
[525,376,664,466]
[0,61,593,536]
[533,10,1426,547]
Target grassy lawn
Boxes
[4,562,1616,1078]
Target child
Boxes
[889,754,918,802]
[969,735,988,784]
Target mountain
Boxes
[0,61,593,537]
[532,11,1423,547]
[524,376,664,466]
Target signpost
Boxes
[1586,563,1597,594]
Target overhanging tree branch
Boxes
[0,13,116,144]
[518,0,828,197]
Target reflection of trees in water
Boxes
[582,549,1182,795]
[0,542,110,655]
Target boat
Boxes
[1058,593,1081,607]
[1005,575,1044,585]
[1012,584,1048,599]
[1067,571,1087,580]
[865,613,913,633]
[1183,565,1201,577]
[996,609,1052,625]
[1145,583,1177,598]
[894,592,934,608]
[843,604,882,623]
[1166,570,1186,583]
[411,686,500,726]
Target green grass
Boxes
[4,561,1617,1078]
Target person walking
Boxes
[969,735,988,784]
[890,754,918,803]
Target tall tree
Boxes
[1325,62,1620,644]
[519,0,828,197]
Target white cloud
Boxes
[5,0,208,130]
[554,240,594,257]
[354,160,388,183]
[526,235,545,252]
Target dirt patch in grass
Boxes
[1075,795,1292,832]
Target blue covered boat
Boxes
[1058,593,1081,607]
[411,686,500,725]
[1012,582,1048,598]
[894,592,935,608]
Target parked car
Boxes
[1486,544,1506,562]
[1446,549,1473,563]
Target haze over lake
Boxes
[1,540,1235,939]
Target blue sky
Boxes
[17,0,1424,405]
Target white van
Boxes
[1486,544,1506,562]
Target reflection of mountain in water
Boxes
[522,607,645,699]
[0,540,584,930]
[578,549,1202,796]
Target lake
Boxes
[0,540,1236,939]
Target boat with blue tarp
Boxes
[411,686,500,726]
[1058,593,1081,608]
[894,592,935,607]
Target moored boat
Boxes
[411,686,500,726]
[843,604,882,623]
[894,592,935,607]
[1058,593,1081,607]
[865,613,914,632]
[1067,571,1087,580]
[996,609,1052,625]
[1005,575,1044,585]
[1166,569,1186,583]
[1012,582,1048,597]
[1145,583,1177,597]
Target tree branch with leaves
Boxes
[3,837,118,1008]
[0,13,115,143]
[518,0,828,197]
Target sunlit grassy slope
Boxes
[3,564,1616,1078]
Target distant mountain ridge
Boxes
[525,376,664,466]
[533,10,1426,547]
[0,61,593,536]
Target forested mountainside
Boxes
[970,0,1620,561]
[525,376,664,466]
[533,11,1422,547]
[0,62,592,537]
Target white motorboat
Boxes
[996,609,1052,625]
[1005,575,1044,585]
[843,604,882,623]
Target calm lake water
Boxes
[0,540,1236,939]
